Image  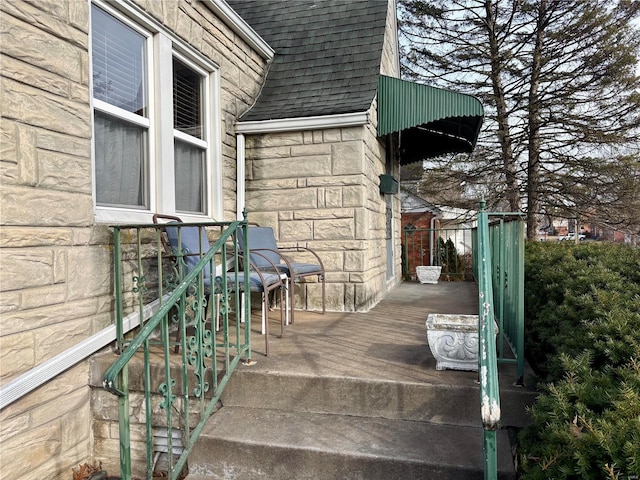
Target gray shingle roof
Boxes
[227,0,388,121]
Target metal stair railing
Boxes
[489,217,525,385]
[103,217,251,480]
[473,201,526,478]
[476,200,501,478]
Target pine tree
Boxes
[399,0,640,238]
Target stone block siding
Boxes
[0,1,266,479]
[245,118,401,312]
[88,355,209,479]
[365,102,402,306]
[381,0,401,78]
[91,387,184,478]
[1,1,97,474]
[0,364,91,480]
[377,0,403,289]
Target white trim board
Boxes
[235,112,370,134]
[0,297,167,411]
[205,0,274,60]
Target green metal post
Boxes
[136,229,145,328]
[516,221,525,384]
[143,335,152,479]
[498,219,506,360]
[477,200,500,478]
[483,429,498,480]
[118,366,131,480]
[149,229,161,475]
[179,259,190,445]
[161,305,174,476]
[113,227,123,353]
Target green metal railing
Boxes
[475,201,501,478]
[473,201,525,478]
[402,226,474,281]
[489,218,525,384]
[472,213,525,384]
[103,218,251,480]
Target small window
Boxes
[92,7,147,115]
[94,111,148,207]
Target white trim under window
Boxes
[90,0,221,223]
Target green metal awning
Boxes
[377,75,484,165]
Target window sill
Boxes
[95,207,214,225]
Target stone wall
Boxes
[0,1,266,478]
[89,354,192,479]
[244,122,399,312]
[243,0,403,313]
[245,128,363,311]
[381,0,401,77]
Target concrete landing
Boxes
[185,281,538,479]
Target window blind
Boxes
[173,58,203,139]
[92,5,147,116]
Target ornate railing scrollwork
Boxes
[104,217,252,480]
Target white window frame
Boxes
[171,51,212,216]
[90,0,222,224]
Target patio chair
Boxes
[152,214,284,355]
[237,225,325,325]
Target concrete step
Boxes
[221,368,536,428]
[188,367,530,479]
[91,347,533,479]
[187,406,516,480]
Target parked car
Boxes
[558,232,586,241]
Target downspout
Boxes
[236,133,245,220]
[430,215,438,266]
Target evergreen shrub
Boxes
[436,237,468,280]
[519,241,640,479]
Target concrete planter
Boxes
[416,266,441,284]
[425,314,481,372]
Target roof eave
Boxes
[235,111,370,134]
[206,0,275,60]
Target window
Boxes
[173,58,206,214]
[91,2,218,222]
[92,5,149,209]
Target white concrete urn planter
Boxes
[426,314,482,372]
[416,266,441,284]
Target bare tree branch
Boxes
[399,0,640,238]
